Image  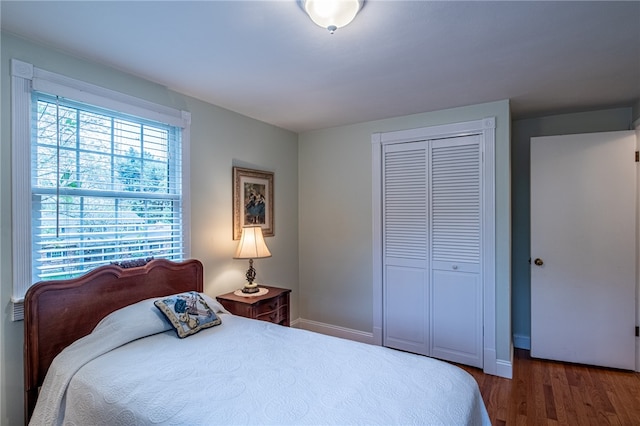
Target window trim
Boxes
[10,59,191,320]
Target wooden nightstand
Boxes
[216,285,291,326]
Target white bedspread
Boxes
[31,297,490,426]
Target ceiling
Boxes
[2,1,639,133]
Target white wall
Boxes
[298,100,512,364]
[0,33,299,425]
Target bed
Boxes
[24,258,490,425]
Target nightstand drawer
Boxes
[256,306,287,325]
[216,286,291,326]
[255,297,284,315]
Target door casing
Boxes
[372,117,497,375]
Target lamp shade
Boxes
[302,0,363,33]
[234,226,272,259]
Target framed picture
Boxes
[233,167,274,240]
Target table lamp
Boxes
[233,226,272,293]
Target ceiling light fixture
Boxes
[301,0,363,34]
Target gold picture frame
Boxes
[233,167,274,240]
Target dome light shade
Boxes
[302,0,363,34]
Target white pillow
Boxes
[93,292,229,336]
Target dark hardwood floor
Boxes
[457,349,640,425]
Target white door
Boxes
[382,136,483,368]
[429,137,483,368]
[383,141,430,355]
[530,131,636,370]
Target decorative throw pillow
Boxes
[154,291,222,338]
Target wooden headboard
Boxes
[23,258,203,423]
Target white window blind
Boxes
[31,94,184,280]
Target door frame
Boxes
[636,118,640,373]
[372,117,498,375]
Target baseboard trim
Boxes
[295,318,513,378]
[496,358,513,379]
[513,333,531,350]
[482,347,512,379]
[294,318,375,344]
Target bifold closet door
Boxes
[429,136,483,368]
[382,136,483,368]
[382,141,429,355]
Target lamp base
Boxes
[242,282,260,294]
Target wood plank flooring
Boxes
[456,349,640,425]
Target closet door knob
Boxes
[534,258,544,266]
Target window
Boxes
[11,59,191,318]
[32,94,183,280]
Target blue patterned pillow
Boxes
[154,292,221,338]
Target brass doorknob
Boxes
[534,258,544,266]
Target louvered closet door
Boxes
[382,141,429,355]
[429,136,483,368]
[382,135,483,368]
